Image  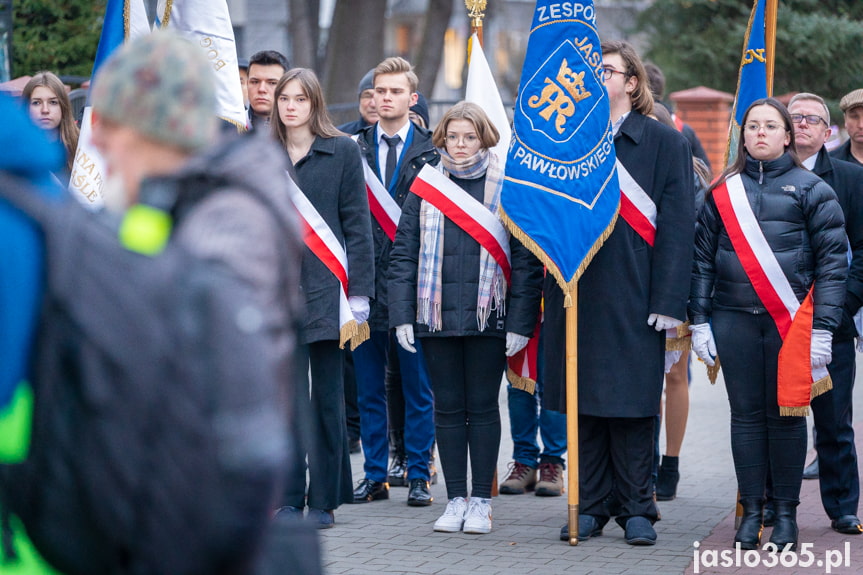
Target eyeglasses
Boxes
[743,122,786,134]
[790,114,826,126]
[601,67,628,82]
[445,134,479,145]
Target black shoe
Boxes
[802,457,819,480]
[769,502,798,551]
[831,515,863,535]
[351,478,389,503]
[407,478,433,506]
[763,504,776,527]
[349,437,362,454]
[559,515,604,541]
[734,499,763,550]
[387,455,408,487]
[655,455,680,501]
[624,516,657,545]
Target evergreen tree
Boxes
[638,0,863,111]
[13,0,106,79]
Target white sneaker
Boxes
[433,497,468,533]
[462,497,492,534]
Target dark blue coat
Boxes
[544,110,695,418]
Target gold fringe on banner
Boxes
[810,374,832,400]
[706,357,721,385]
[349,322,370,351]
[507,368,537,395]
[339,320,359,350]
[779,405,810,417]
[665,321,691,353]
[499,206,619,309]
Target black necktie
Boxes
[382,134,401,186]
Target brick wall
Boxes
[669,86,734,173]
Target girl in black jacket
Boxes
[389,102,542,534]
[689,98,847,551]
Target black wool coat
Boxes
[355,123,440,331]
[814,149,863,341]
[543,111,696,418]
[293,135,375,344]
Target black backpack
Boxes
[0,172,294,575]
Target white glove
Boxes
[348,295,370,324]
[689,323,717,366]
[395,324,416,353]
[648,313,682,332]
[810,329,833,368]
[505,332,529,357]
[664,350,683,373]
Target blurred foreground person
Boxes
[1,30,306,575]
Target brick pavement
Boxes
[319,353,863,574]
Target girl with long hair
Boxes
[23,72,79,175]
[270,68,375,528]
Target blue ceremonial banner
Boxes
[726,0,768,166]
[500,0,618,301]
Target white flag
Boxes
[465,33,511,165]
[161,0,247,129]
[69,0,153,208]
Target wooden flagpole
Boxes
[565,286,580,545]
[765,0,778,97]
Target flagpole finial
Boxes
[465,0,487,38]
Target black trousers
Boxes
[579,414,659,526]
[422,336,505,499]
[283,340,353,510]
[714,310,807,504]
[813,339,860,518]
[343,350,360,442]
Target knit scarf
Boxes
[417,148,507,332]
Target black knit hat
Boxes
[410,93,430,129]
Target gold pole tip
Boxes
[569,537,579,546]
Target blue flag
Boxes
[500,1,618,301]
[92,0,127,77]
[726,0,769,166]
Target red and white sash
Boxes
[713,174,831,414]
[286,173,369,350]
[353,135,402,241]
[616,159,657,247]
[410,164,512,283]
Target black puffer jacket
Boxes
[388,173,543,338]
[689,152,848,332]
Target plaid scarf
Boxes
[417,148,507,332]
